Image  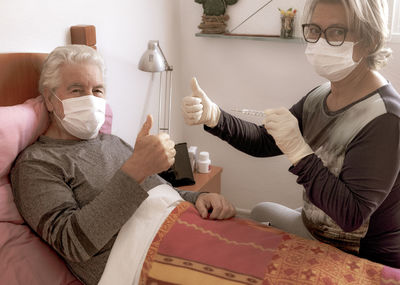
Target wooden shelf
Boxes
[195,32,303,43]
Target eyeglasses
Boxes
[302,24,348,46]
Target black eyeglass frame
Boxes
[302,23,348,47]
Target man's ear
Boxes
[42,89,54,112]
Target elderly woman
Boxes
[182,0,400,268]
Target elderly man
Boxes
[10,45,235,285]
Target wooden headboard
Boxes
[0,53,47,107]
[0,25,96,107]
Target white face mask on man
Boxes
[52,93,106,139]
[305,40,361,82]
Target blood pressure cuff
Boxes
[158,142,195,187]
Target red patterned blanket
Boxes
[139,202,400,284]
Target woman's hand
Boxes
[263,107,313,165]
[181,77,221,128]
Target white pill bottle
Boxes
[188,146,198,172]
[197,151,211,173]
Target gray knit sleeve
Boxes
[142,174,203,204]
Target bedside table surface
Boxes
[177,165,222,193]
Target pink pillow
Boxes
[0,223,81,285]
[0,96,49,224]
[0,96,49,183]
[100,103,113,134]
[0,183,24,224]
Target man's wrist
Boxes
[121,163,147,184]
[194,191,209,202]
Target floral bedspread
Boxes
[140,202,400,285]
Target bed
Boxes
[2,35,400,285]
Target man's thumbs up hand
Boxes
[181,77,221,128]
[136,114,153,139]
[121,114,176,183]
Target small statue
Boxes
[195,0,239,34]
[195,0,239,16]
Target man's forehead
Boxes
[60,63,104,85]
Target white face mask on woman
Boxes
[52,94,106,139]
[305,40,361,82]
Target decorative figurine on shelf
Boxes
[279,8,297,38]
[195,0,239,34]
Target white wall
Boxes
[177,1,400,212]
[0,0,182,144]
[226,0,306,36]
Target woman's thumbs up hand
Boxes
[181,77,221,128]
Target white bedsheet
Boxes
[98,184,184,285]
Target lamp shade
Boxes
[138,40,167,72]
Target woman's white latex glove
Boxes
[263,107,313,165]
[181,77,221,128]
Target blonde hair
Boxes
[303,0,392,70]
[39,45,105,94]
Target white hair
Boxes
[39,45,105,94]
[303,0,392,70]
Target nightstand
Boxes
[177,165,222,194]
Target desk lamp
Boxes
[138,40,173,133]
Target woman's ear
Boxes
[353,40,371,63]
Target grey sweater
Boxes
[11,134,201,285]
